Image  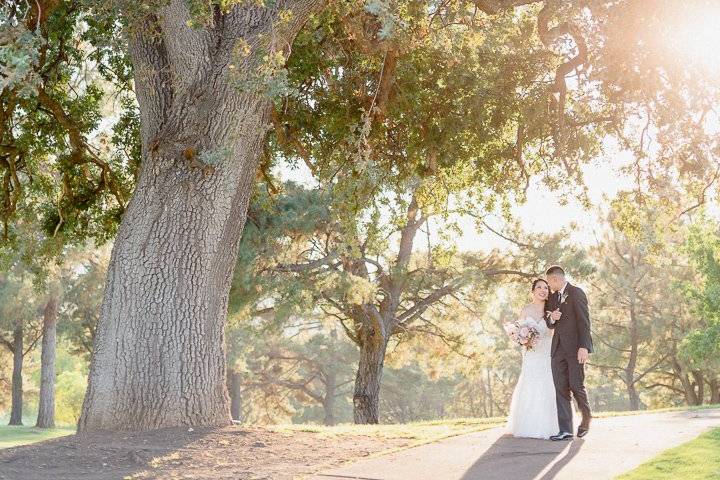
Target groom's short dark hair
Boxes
[545,265,565,276]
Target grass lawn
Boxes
[594,403,720,419]
[271,416,505,442]
[0,404,717,453]
[616,427,720,480]
[0,425,75,449]
[269,417,507,457]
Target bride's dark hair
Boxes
[532,278,549,310]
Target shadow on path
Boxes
[459,435,584,480]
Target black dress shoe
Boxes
[550,432,574,441]
[577,426,589,438]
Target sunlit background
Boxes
[1,3,720,475]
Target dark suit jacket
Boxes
[545,283,593,357]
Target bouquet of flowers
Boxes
[503,318,540,351]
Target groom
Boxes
[544,265,593,441]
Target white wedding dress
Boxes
[506,315,559,439]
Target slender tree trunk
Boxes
[36,294,59,428]
[480,381,488,418]
[323,370,337,426]
[353,335,388,424]
[625,306,640,410]
[78,0,320,432]
[350,196,423,424]
[626,382,640,411]
[227,369,243,422]
[9,325,23,426]
[486,367,494,417]
[692,371,705,405]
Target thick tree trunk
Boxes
[78,0,320,432]
[36,294,59,428]
[9,326,23,426]
[672,357,699,406]
[227,369,243,422]
[353,336,387,424]
[78,128,262,431]
[709,377,720,404]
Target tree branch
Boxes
[480,219,534,248]
[0,336,14,353]
[642,382,685,395]
[396,281,461,327]
[473,0,542,14]
[633,354,671,385]
[670,164,720,224]
[537,0,588,161]
[274,252,339,273]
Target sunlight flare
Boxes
[673,3,720,70]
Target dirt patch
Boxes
[0,425,412,480]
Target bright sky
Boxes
[277,140,636,253]
[455,146,635,251]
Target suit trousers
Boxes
[551,344,592,433]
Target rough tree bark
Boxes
[36,294,59,428]
[9,325,23,426]
[78,0,322,432]
[353,329,388,424]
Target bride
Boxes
[506,278,559,439]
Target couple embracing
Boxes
[506,265,593,441]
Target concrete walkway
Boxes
[311,409,720,480]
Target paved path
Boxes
[311,409,720,480]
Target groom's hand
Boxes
[578,347,589,364]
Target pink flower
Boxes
[519,327,529,337]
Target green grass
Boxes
[594,403,720,419]
[269,417,507,459]
[0,425,75,449]
[270,405,720,439]
[616,427,720,479]
[270,416,505,443]
[0,404,717,453]
[271,405,720,457]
